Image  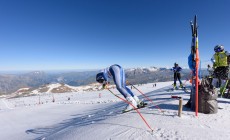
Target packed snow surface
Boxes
[0,81,230,140]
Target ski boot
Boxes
[173,83,177,90]
[133,96,147,108]
[179,84,184,89]
[137,101,147,108]
[122,96,137,113]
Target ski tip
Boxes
[122,109,133,113]
[122,110,127,113]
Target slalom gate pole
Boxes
[126,81,163,113]
[107,88,153,132]
[195,47,199,116]
[195,21,199,117]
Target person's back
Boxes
[96,64,146,112]
[172,63,183,88]
[213,52,228,67]
[211,45,230,95]
[172,64,182,73]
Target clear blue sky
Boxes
[0,0,229,71]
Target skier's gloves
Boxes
[102,81,109,89]
[102,83,107,89]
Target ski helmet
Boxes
[214,45,224,52]
[96,72,105,83]
[174,63,178,67]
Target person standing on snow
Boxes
[96,64,145,112]
[171,63,183,89]
[211,45,230,93]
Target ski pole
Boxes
[183,71,193,85]
[107,88,153,132]
[221,80,229,97]
[126,81,163,113]
[180,71,193,92]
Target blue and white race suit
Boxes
[101,64,134,98]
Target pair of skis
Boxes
[168,83,186,91]
[190,15,200,116]
[169,86,184,91]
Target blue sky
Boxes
[0,0,229,71]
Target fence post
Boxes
[178,98,183,117]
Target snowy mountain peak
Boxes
[126,66,158,73]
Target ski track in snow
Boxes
[0,98,14,109]
[35,85,187,140]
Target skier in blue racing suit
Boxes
[96,64,144,112]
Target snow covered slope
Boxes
[0,81,230,140]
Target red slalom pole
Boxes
[194,15,199,117]
[195,43,199,116]
[127,81,163,113]
[190,15,199,116]
[107,88,153,132]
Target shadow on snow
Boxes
[25,85,191,139]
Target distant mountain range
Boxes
[0,71,97,94]
[0,67,208,95]
[125,67,191,85]
[8,82,104,98]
